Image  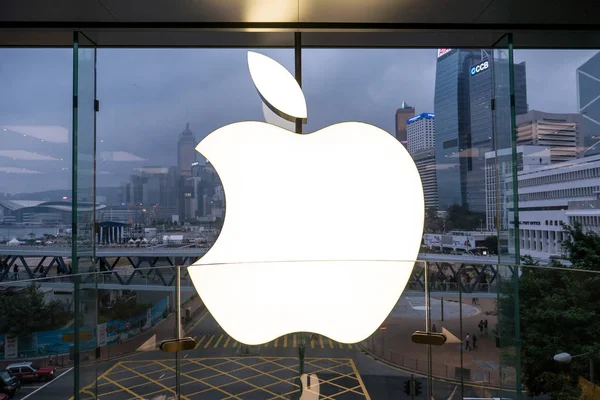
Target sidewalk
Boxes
[368,297,511,385]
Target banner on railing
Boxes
[4,335,17,359]
[36,328,96,355]
[0,296,170,359]
[97,323,108,347]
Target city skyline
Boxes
[0,48,597,194]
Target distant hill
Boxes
[8,187,121,205]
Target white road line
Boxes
[159,373,165,379]
[21,367,73,400]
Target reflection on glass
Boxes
[4,43,600,399]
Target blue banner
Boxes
[35,328,96,355]
[0,296,170,358]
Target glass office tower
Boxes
[434,49,479,210]
[435,49,527,212]
[578,52,600,156]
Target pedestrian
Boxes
[12,265,18,280]
[471,297,477,306]
[431,324,437,333]
[472,334,478,349]
[465,333,471,351]
[478,320,484,334]
[484,319,488,335]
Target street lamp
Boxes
[554,352,594,383]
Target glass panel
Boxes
[302,48,427,399]
[0,265,180,399]
[0,46,73,398]
[73,31,98,398]
[512,47,600,399]
[491,34,522,398]
[95,47,294,399]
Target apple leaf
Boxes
[248,51,307,124]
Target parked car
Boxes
[0,371,18,398]
[0,393,9,400]
[5,362,56,383]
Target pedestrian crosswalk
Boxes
[192,333,360,350]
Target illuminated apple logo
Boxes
[189,51,424,345]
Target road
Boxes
[9,310,518,399]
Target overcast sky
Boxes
[0,48,597,195]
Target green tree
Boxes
[444,204,485,231]
[0,283,70,337]
[424,207,443,233]
[100,296,148,320]
[520,223,600,398]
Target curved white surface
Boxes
[190,121,424,345]
[248,51,307,121]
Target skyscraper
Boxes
[395,101,415,145]
[177,123,197,177]
[434,49,478,211]
[407,113,438,211]
[434,49,528,212]
[412,148,439,211]
[577,52,600,156]
[406,113,435,155]
[516,110,582,163]
[466,55,527,212]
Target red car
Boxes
[5,362,56,383]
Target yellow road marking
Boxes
[103,375,145,399]
[102,365,173,386]
[310,337,315,348]
[319,335,324,348]
[232,340,238,348]
[264,340,269,348]
[283,335,288,348]
[328,338,334,349]
[349,358,371,399]
[293,334,297,347]
[214,334,224,348]
[347,343,353,349]
[274,337,279,348]
[187,359,280,399]
[223,336,231,348]
[99,375,173,397]
[204,334,215,348]
[185,308,209,334]
[119,362,189,400]
[339,342,343,349]
[196,335,206,348]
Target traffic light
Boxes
[403,379,411,396]
[414,380,423,396]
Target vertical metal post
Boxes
[176,265,181,399]
[295,31,302,136]
[507,33,522,399]
[176,265,182,339]
[459,285,464,399]
[72,31,81,400]
[294,31,305,379]
[425,263,433,399]
[441,297,444,322]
